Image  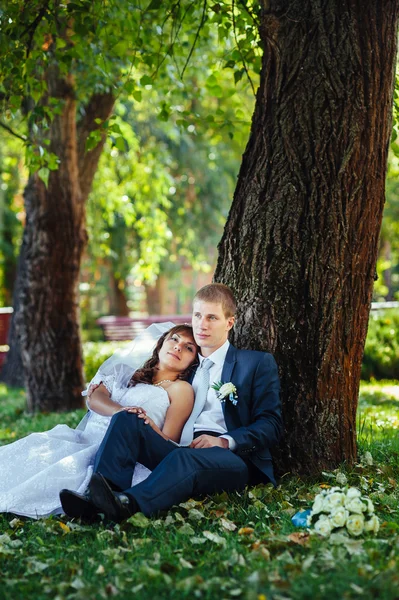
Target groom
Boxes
[61,283,282,521]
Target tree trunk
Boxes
[15,72,114,411]
[145,276,167,315]
[109,272,130,317]
[215,0,399,474]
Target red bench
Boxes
[96,315,192,341]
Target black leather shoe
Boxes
[59,488,99,521]
[89,473,136,522]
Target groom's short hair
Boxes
[194,283,236,318]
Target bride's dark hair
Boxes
[129,324,199,387]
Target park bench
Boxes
[96,314,192,341]
[0,307,13,370]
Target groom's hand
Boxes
[190,435,229,449]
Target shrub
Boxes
[82,341,130,383]
[362,309,399,380]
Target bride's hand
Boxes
[137,412,156,430]
[120,407,147,416]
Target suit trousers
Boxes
[93,411,249,516]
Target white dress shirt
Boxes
[192,340,236,450]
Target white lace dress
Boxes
[0,372,170,519]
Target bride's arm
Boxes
[87,383,145,417]
[137,381,194,442]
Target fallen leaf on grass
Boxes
[177,523,195,536]
[179,557,193,569]
[287,532,310,546]
[188,508,205,521]
[126,512,150,528]
[220,518,237,532]
[105,583,118,596]
[95,564,105,575]
[58,522,71,534]
[176,575,204,591]
[203,531,226,545]
[251,542,270,561]
[9,518,23,529]
[238,527,255,536]
[179,499,202,510]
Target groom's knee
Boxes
[110,410,142,433]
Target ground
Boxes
[0,382,398,600]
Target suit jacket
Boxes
[179,344,283,486]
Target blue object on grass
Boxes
[291,509,311,527]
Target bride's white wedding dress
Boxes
[0,365,170,519]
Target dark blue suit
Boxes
[93,344,282,516]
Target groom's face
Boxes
[192,300,235,357]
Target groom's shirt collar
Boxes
[199,339,230,368]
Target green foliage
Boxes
[0,382,398,599]
[0,133,24,304]
[362,310,399,380]
[82,341,130,383]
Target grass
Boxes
[0,382,398,599]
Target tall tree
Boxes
[215,0,399,473]
[1,0,217,409]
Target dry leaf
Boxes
[58,522,71,534]
[220,518,237,532]
[287,532,310,546]
[203,530,226,545]
[179,557,193,569]
[238,527,255,535]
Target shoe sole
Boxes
[59,489,98,521]
[89,473,128,522]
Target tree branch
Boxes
[21,0,51,57]
[0,121,27,142]
[181,0,208,79]
[232,0,256,96]
[77,92,115,201]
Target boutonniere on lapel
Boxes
[211,381,238,406]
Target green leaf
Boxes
[147,0,163,9]
[133,91,142,102]
[114,136,126,152]
[37,168,50,188]
[140,75,153,87]
[127,512,150,528]
[234,69,245,84]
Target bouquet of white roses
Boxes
[307,486,380,538]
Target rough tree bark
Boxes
[215,0,399,474]
[14,71,114,411]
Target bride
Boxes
[0,324,199,519]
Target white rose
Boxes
[311,494,325,515]
[346,513,365,537]
[336,472,348,486]
[345,497,366,514]
[364,515,380,534]
[314,517,332,537]
[363,497,375,514]
[328,492,346,508]
[346,487,361,499]
[218,383,236,397]
[330,506,349,529]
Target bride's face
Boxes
[158,332,197,373]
